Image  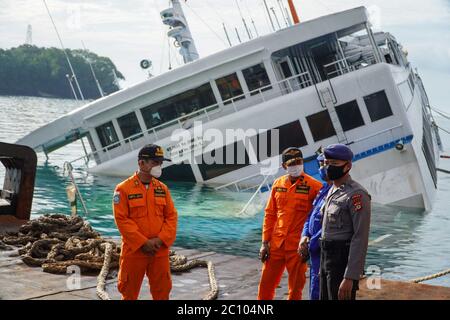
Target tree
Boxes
[0,45,125,99]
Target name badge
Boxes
[154,187,166,197]
[128,194,143,200]
[295,185,310,194]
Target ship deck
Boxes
[1,215,450,300]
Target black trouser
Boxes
[319,239,359,300]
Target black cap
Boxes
[281,147,303,165]
[138,144,171,162]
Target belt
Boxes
[320,239,351,250]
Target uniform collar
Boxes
[284,174,304,187]
[333,175,353,191]
[132,172,153,189]
[328,176,354,201]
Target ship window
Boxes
[335,100,365,131]
[242,63,272,95]
[117,112,143,142]
[364,90,393,122]
[306,110,336,142]
[140,83,217,129]
[95,121,120,150]
[215,73,244,104]
[250,120,308,161]
[196,141,250,180]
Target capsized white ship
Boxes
[17,2,442,211]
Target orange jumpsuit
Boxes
[113,172,177,300]
[258,173,322,300]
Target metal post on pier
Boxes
[63,162,88,216]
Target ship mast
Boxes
[161,0,199,64]
[287,0,300,24]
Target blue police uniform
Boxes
[302,182,332,300]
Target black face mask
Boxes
[325,163,349,180]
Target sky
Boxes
[0,0,449,109]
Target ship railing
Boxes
[214,171,269,192]
[214,168,278,216]
[346,123,407,159]
[70,72,313,167]
[214,164,281,192]
[324,52,376,79]
[238,173,276,216]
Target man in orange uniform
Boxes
[258,147,322,300]
[113,144,177,300]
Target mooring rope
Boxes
[410,268,450,283]
[0,214,219,300]
[96,242,113,300]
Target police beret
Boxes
[282,147,303,165]
[324,144,353,161]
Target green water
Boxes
[1,95,450,287]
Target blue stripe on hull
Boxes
[261,135,414,192]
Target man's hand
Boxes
[338,278,354,300]
[141,237,163,256]
[297,236,310,258]
[259,242,270,263]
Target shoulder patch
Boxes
[351,194,363,212]
[113,192,120,205]
[275,187,287,193]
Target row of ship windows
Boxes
[95,63,272,150]
[94,89,393,183]
[185,90,394,181]
[95,88,393,157]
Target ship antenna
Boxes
[161,0,199,64]
[244,0,260,37]
[234,0,252,40]
[223,23,233,47]
[235,27,242,43]
[277,0,289,27]
[205,0,233,46]
[287,0,300,24]
[270,6,282,29]
[42,0,85,100]
[81,40,104,97]
[263,0,276,31]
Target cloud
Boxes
[1,0,449,101]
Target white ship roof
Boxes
[17,6,369,151]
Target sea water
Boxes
[1,95,449,287]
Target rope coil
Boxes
[0,214,219,300]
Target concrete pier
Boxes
[1,215,450,300]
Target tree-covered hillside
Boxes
[0,45,125,99]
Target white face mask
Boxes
[150,165,162,178]
[286,164,303,177]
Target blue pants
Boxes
[309,250,320,300]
